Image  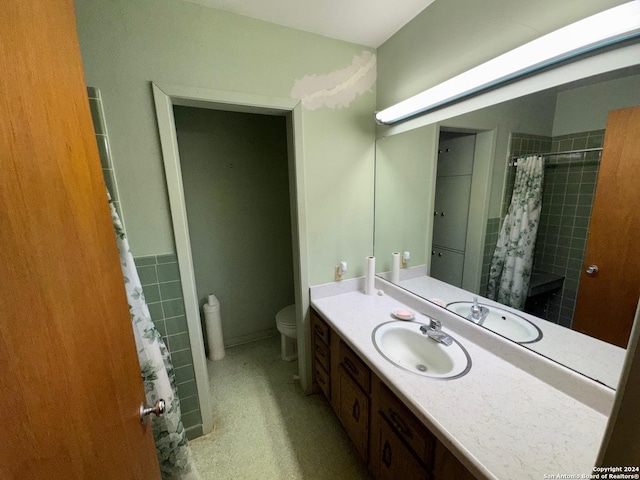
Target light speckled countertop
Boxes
[311,280,612,480]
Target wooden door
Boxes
[0,2,161,479]
[572,106,640,348]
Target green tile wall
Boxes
[135,254,203,440]
[87,87,123,220]
[532,130,604,327]
[488,131,602,328]
[88,87,203,440]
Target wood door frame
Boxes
[152,83,310,434]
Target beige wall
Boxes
[75,0,376,286]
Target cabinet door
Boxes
[339,367,369,463]
[376,415,430,480]
[437,135,475,177]
[430,248,464,287]
[432,175,473,252]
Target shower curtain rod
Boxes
[509,147,603,166]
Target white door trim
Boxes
[151,82,310,435]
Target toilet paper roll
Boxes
[203,301,225,361]
[365,256,376,295]
[391,252,401,284]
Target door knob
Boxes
[140,399,166,424]
[586,265,599,275]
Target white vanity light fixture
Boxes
[375,1,640,125]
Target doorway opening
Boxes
[152,84,311,436]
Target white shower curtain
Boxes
[108,192,200,480]
[487,156,544,310]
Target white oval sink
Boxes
[446,301,542,344]
[372,321,471,379]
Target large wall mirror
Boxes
[374,45,640,390]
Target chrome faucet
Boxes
[420,319,453,346]
[468,297,489,325]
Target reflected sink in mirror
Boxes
[447,301,543,344]
[374,54,640,389]
[372,321,471,379]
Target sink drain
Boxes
[416,364,428,372]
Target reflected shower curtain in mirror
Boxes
[108,192,200,480]
[487,156,544,310]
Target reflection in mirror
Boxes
[374,62,640,390]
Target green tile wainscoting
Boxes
[87,87,204,440]
[136,253,204,440]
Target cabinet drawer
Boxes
[339,367,369,463]
[311,310,329,345]
[315,362,330,400]
[339,341,370,393]
[377,414,430,480]
[314,337,330,372]
[379,384,435,467]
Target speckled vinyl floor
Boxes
[189,335,372,480]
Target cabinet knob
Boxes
[382,440,392,468]
[586,264,599,275]
[352,398,360,421]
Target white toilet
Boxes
[275,304,297,362]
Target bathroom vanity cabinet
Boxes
[311,308,475,480]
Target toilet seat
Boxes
[276,304,297,338]
[275,304,297,361]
